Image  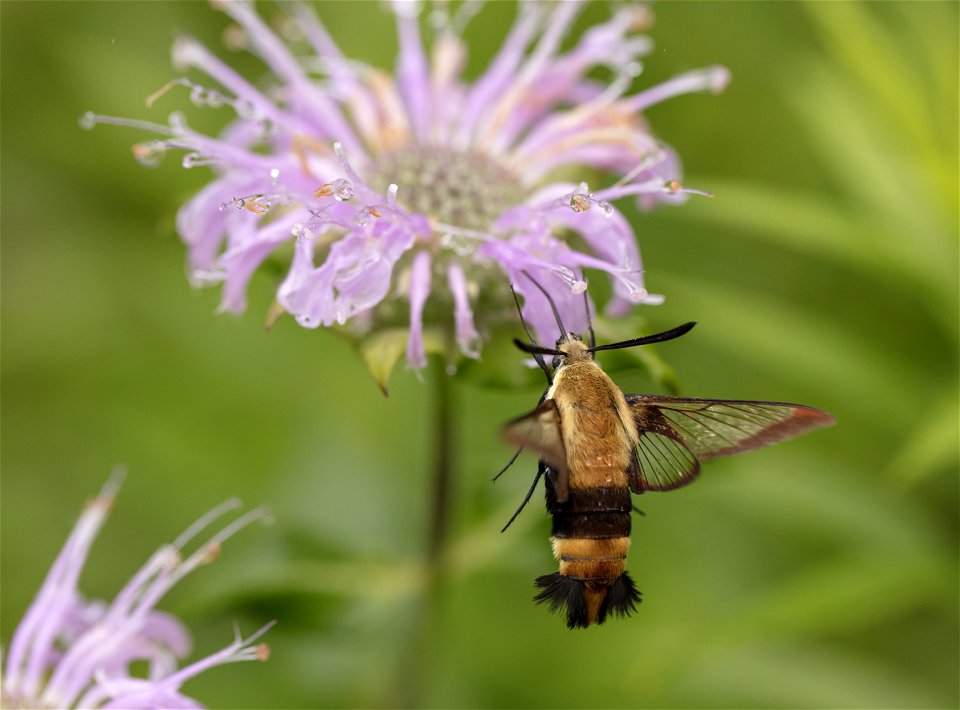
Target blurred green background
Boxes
[2,2,957,708]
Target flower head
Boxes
[83,1,727,375]
[1,472,272,710]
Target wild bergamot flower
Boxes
[82,1,727,381]
[1,473,272,710]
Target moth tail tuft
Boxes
[533,573,590,629]
[597,571,642,623]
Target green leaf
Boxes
[359,327,446,396]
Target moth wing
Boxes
[625,394,835,492]
[627,411,701,492]
[502,399,569,500]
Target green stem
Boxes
[395,365,455,707]
[427,362,454,566]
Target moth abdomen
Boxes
[597,572,642,623]
[533,571,641,629]
[547,484,632,539]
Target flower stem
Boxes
[395,365,456,707]
[427,362,453,566]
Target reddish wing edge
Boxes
[626,394,835,462]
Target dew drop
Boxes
[332,179,355,201]
[291,223,315,240]
[168,111,188,133]
[234,99,255,120]
[628,283,649,302]
[132,141,167,168]
[189,86,207,106]
[219,196,245,211]
[206,91,225,109]
[182,152,216,168]
[569,194,591,213]
[78,111,97,131]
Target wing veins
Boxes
[637,431,697,490]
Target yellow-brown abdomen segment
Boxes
[533,482,641,628]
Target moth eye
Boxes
[552,354,564,369]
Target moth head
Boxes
[554,335,591,368]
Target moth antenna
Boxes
[589,321,696,353]
[513,339,564,357]
[521,270,569,341]
[581,282,596,349]
[511,285,551,384]
[501,462,545,532]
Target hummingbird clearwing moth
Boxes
[500,273,834,628]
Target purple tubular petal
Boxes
[478,240,589,345]
[217,213,300,313]
[456,2,541,145]
[176,176,258,272]
[547,204,650,315]
[217,1,365,155]
[278,208,421,329]
[102,689,205,710]
[171,36,315,136]
[277,230,338,329]
[406,250,432,369]
[480,0,583,153]
[623,65,731,112]
[446,263,480,358]
[5,478,120,701]
[393,6,431,142]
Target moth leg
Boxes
[492,445,523,482]
[501,460,546,533]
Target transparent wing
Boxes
[626,394,835,463]
[632,425,701,491]
[502,399,568,481]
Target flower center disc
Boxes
[371,146,520,230]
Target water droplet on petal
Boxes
[183,152,217,168]
[333,179,355,201]
[234,99,255,120]
[78,111,97,130]
[132,141,167,168]
[168,111,188,133]
[206,91,225,109]
[220,196,245,211]
[190,86,207,106]
[569,194,591,213]
[628,283,649,302]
